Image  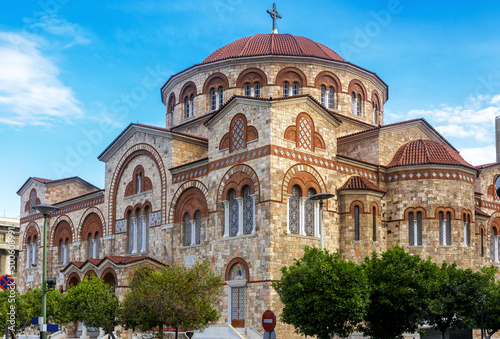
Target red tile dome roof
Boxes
[387,139,474,169]
[202,33,345,64]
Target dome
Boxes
[387,139,474,169]
[202,33,345,64]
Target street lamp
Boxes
[33,204,58,339]
[309,193,335,249]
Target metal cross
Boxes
[267,3,282,34]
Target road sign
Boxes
[31,317,43,325]
[262,310,276,332]
[0,275,14,290]
[41,324,59,332]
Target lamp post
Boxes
[33,204,58,339]
[309,193,335,249]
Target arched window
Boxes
[372,103,378,124]
[304,189,316,236]
[254,82,260,98]
[136,173,142,194]
[59,239,64,265]
[184,96,190,118]
[218,86,224,108]
[292,81,300,96]
[143,206,150,252]
[481,228,484,257]
[210,88,217,110]
[229,189,239,237]
[283,81,290,97]
[372,206,377,242]
[463,213,470,247]
[243,186,254,235]
[127,210,135,254]
[195,210,201,245]
[328,86,334,109]
[409,211,422,246]
[320,85,326,106]
[244,82,251,96]
[94,232,99,258]
[288,185,300,235]
[357,94,362,116]
[230,115,246,152]
[297,114,313,151]
[354,205,360,241]
[439,211,451,246]
[491,228,499,262]
[184,213,191,246]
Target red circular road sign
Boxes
[0,275,14,290]
[262,310,276,332]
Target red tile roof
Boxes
[62,255,167,272]
[387,139,475,169]
[202,34,345,64]
[476,162,500,169]
[31,177,56,184]
[475,207,490,218]
[338,175,386,193]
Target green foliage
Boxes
[22,287,67,326]
[120,261,222,337]
[63,275,119,329]
[469,266,500,339]
[272,247,370,339]
[0,288,30,333]
[426,263,495,339]
[361,246,437,339]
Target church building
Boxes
[16,6,500,338]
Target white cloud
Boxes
[22,13,91,48]
[0,31,83,126]
[459,145,496,166]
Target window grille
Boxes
[184,213,192,246]
[292,81,299,95]
[243,187,254,235]
[354,205,360,241]
[288,186,300,234]
[232,117,245,151]
[283,81,289,97]
[244,82,251,96]
[304,189,315,236]
[229,190,239,237]
[372,207,377,242]
[254,82,260,97]
[195,210,201,245]
[297,115,312,151]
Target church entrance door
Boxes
[231,286,246,328]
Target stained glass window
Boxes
[195,210,201,245]
[298,115,312,151]
[283,81,289,97]
[254,82,260,98]
[184,213,192,246]
[232,117,245,151]
[243,187,254,235]
[229,190,239,237]
[244,82,251,96]
[210,88,216,110]
[304,189,315,236]
[292,81,299,95]
[288,186,300,234]
[354,205,360,241]
[328,86,334,109]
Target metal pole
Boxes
[319,200,324,250]
[481,303,484,339]
[41,213,48,339]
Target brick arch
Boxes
[225,257,250,281]
[371,90,381,107]
[349,200,365,214]
[179,81,197,102]
[66,272,80,290]
[81,213,104,243]
[217,165,260,209]
[52,220,73,247]
[281,164,327,205]
[403,207,428,221]
[168,180,208,224]
[490,216,500,235]
[348,79,367,99]
[173,187,208,223]
[370,202,380,216]
[108,143,167,234]
[433,207,457,221]
[23,222,40,245]
[101,267,118,287]
[236,68,268,88]
[84,270,97,279]
[314,71,341,91]
[287,172,322,197]
[202,72,230,94]
[78,207,106,241]
[50,215,75,244]
[275,67,308,87]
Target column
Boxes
[236,197,244,236]
[299,197,307,235]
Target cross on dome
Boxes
[267,3,282,34]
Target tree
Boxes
[471,268,500,339]
[120,261,222,339]
[63,275,119,330]
[272,247,370,339]
[0,289,31,336]
[361,246,437,339]
[426,263,495,339]
[22,287,67,326]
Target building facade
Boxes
[17,29,500,338]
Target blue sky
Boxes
[1,0,500,218]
